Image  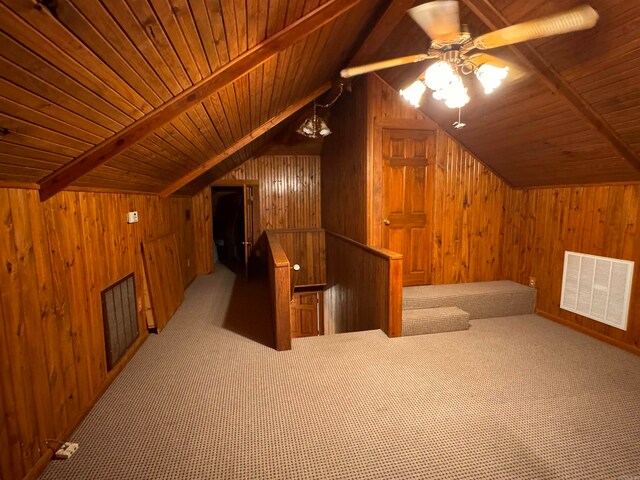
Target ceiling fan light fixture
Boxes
[401,67,470,110]
[400,80,427,107]
[424,61,456,91]
[342,2,599,117]
[428,73,469,108]
[443,90,470,109]
[442,75,470,108]
[476,63,509,94]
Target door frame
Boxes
[211,179,261,278]
[369,118,438,284]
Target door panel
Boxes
[410,168,426,212]
[387,228,404,259]
[382,128,435,286]
[410,228,425,272]
[290,292,320,338]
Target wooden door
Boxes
[243,185,257,279]
[290,292,320,338]
[382,128,434,286]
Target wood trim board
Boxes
[37,0,365,201]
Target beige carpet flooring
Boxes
[41,266,640,480]
[403,280,537,319]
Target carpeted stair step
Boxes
[403,280,536,320]
[402,307,470,336]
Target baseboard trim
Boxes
[24,333,149,480]
[536,309,640,357]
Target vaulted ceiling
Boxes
[0,0,387,197]
[378,0,640,186]
[1,0,639,198]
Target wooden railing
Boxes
[264,228,327,351]
[266,228,401,348]
[271,228,326,288]
[324,231,403,337]
[265,231,291,351]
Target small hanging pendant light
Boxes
[297,103,332,138]
[297,83,343,138]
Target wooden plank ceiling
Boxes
[376,0,640,187]
[0,0,385,196]
[1,0,639,194]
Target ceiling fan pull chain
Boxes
[453,107,466,129]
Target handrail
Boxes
[267,227,325,233]
[325,231,402,260]
[267,228,327,289]
[324,231,403,337]
[265,231,290,268]
[265,228,328,351]
[265,231,291,351]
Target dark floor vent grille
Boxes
[101,273,139,371]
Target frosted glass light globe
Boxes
[424,61,456,92]
[400,80,427,107]
[476,64,509,94]
[442,75,470,109]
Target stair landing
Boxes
[401,280,537,337]
[403,280,537,320]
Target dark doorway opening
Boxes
[211,186,245,274]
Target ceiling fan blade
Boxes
[473,5,599,50]
[466,53,527,81]
[407,1,460,41]
[340,54,436,78]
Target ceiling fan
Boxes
[340,1,599,110]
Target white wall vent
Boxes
[560,251,634,330]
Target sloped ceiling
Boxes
[1,0,639,197]
[376,0,640,186]
[0,0,386,196]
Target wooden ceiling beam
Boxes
[37,0,365,202]
[158,83,331,198]
[461,0,640,173]
[347,0,417,71]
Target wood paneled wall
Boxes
[324,232,402,336]
[321,77,369,244]
[502,185,640,353]
[431,134,508,284]
[368,75,508,285]
[322,74,509,286]
[324,74,639,354]
[0,188,195,480]
[191,188,214,275]
[191,154,322,271]
[142,233,184,332]
[271,229,326,288]
[367,74,438,249]
[222,155,321,231]
[265,231,291,351]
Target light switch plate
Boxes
[127,211,138,223]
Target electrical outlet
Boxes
[54,442,79,460]
[126,211,138,224]
[529,276,536,288]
